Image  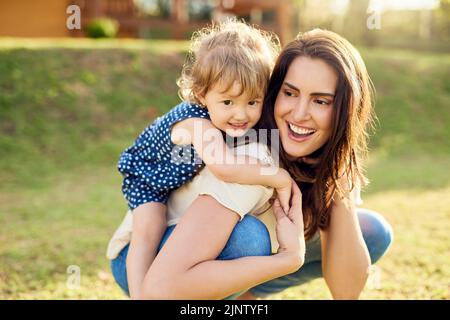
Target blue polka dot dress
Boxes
[118,102,210,210]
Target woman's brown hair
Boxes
[258,29,376,240]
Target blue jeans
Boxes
[110,214,272,299]
[110,208,393,299]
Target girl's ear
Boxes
[197,94,207,108]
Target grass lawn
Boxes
[0,38,449,299]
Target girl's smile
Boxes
[228,121,249,131]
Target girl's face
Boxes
[200,81,263,137]
[274,56,337,159]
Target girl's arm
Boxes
[139,182,305,299]
[319,179,371,300]
[171,118,292,212]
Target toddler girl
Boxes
[117,19,292,298]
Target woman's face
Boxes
[274,56,337,159]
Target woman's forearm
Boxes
[322,196,371,299]
[143,251,301,299]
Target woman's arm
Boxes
[139,185,304,299]
[320,185,371,300]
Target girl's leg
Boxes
[110,214,271,298]
[247,208,394,299]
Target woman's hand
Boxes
[274,168,293,214]
[273,179,305,268]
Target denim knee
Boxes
[248,209,394,298]
[358,208,394,264]
[218,215,272,260]
[110,244,130,296]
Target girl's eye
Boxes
[223,100,232,106]
[248,100,260,106]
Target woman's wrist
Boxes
[275,249,305,273]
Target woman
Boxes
[109,29,393,299]
[238,28,393,299]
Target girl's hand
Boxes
[275,169,292,214]
[273,180,305,261]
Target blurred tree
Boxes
[344,0,378,46]
[135,0,215,20]
[293,0,348,35]
[434,0,450,42]
[188,0,213,20]
[156,0,171,18]
[291,0,305,33]
[134,0,171,17]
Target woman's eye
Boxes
[315,99,330,105]
[284,90,295,97]
[223,100,232,106]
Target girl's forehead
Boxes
[216,80,242,94]
[210,80,262,98]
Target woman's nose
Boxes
[292,99,311,122]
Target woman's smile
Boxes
[286,121,317,142]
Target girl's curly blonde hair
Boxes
[177,19,280,104]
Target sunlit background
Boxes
[0,0,448,49]
[0,0,449,300]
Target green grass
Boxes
[0,38,449,299]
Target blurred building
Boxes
[0,0,292,43]
[0,0,70,37]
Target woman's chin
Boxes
[282,141,312,159]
